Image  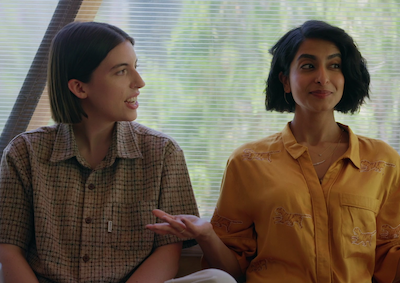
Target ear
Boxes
[68,79,88,99]
[279,72,291,93]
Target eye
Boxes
[116,69,127,76]
[300,63,314,69]
[331,63,341,69]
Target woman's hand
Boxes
[147,209,243,280]
[146,209,213,241]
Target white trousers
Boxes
[165,269,237,283]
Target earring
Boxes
[284,92,290,105]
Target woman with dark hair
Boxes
[147,20,400,283]
[0,22,199,282]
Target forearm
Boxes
[0,244,39,283]
[126,242,182,283]
[197,231,243,280]
[394,258,400,283]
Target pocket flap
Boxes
[340,193,381,215]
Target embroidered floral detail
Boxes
[248,259,268,272]
[360,160,395,174]
[211,208,243,232]
[351,227,376,246]
[379,224,400,240]
[242,149,280,162]
[273,207,311,229]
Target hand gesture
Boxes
[146,209,213,241]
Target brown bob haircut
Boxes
[48,21,134,123]
[265,20,370,114]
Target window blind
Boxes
[0,0,58,143]
[1,0,399,219]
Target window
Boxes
[1,0,400,219]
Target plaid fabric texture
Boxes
[0,121,199,283]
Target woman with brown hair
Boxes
[0,21,199,283]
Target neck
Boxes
[72,119,115,153]
[290,111,341,145]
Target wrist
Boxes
[196,221,216,243]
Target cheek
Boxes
[288,74,302,92]
[335,74,345,94]
[339,76,345,89]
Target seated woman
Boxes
[147,20,400,283]
[0,21,199,283]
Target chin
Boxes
[122,112,138,122]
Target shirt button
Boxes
[85,217,92,224]
[83,254,90,262]
[88,184,95,190]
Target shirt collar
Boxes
[337,123,360,169]
[49,122,143,164]
[281,122,361,169]
[114,121,143,159]
[49,123,77,162]
[281,122,307,160]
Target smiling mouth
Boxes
[125,97,137,103]
[310,90,332,95]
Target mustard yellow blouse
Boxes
[211,123,400,283]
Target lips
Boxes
[125,95,139,110]
[310,90,332,98]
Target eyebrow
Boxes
[110,59,138,71]
[297,53,341,61]
[111,63,128,70]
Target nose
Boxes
[130,69,145,89]
[315,66,329,85]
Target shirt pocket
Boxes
[110,200,157,251]
[340,193,381,258]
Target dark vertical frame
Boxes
[0,0,84,157]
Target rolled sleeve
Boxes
[154,142,199,249]
[210,157,257,274]
[375,185,400,283]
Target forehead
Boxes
[294,38,340,59]
[100,40,137,68]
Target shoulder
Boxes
[122,121,182,153]
[228,132,283,162]
[3,124,59,157]
[357,134,399,160]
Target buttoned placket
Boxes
[79,170,98,281]
[323,159,345,282]
[298,152,332,283]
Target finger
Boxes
[164,217,186,232]
[146,223,187,238]
[152,209,173,219]
[181,217,209,238]
[181,217,197,232]
[155,213,185,228]
[146,225,171,235]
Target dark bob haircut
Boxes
[265,20,370,113]
[48,21,134,124]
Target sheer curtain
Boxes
[1,0,399,218]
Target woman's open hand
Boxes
[146,209,213,241]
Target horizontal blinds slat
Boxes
[0,0,58,142]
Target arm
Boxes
[0,244,39,283]
[126,242,182,283]
[0,141,36,283]
[394,259,400,283]
[146,210,244,280]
